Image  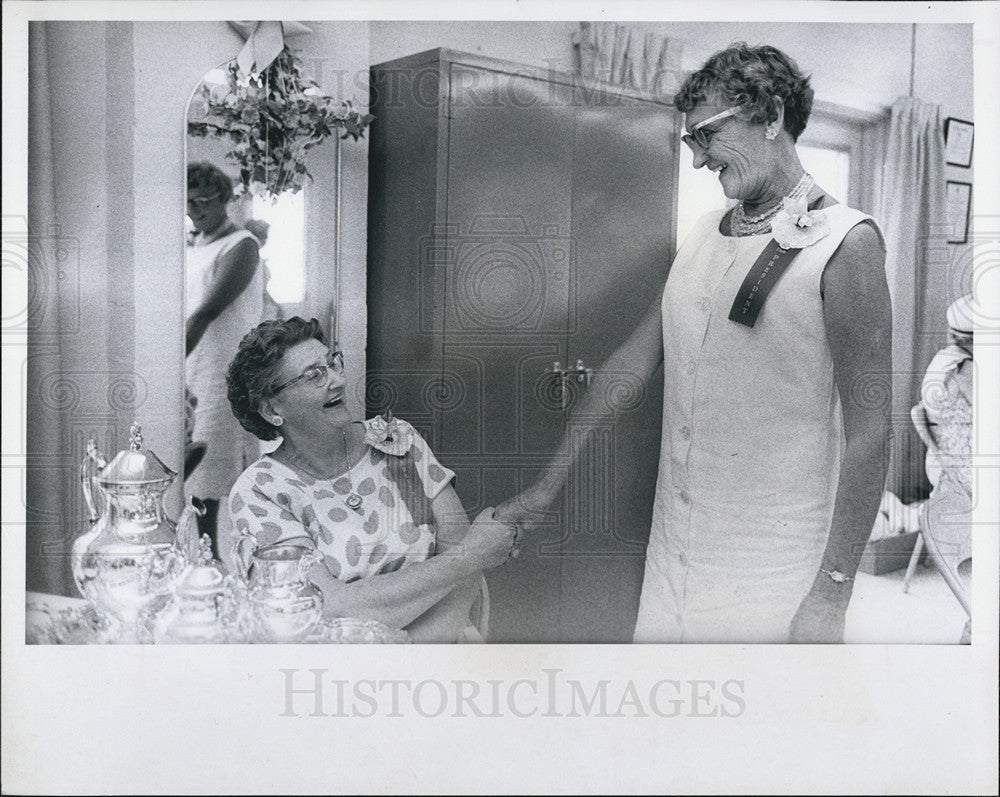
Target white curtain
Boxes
[878,97,949,501]
[26,22,146,596]
[26,22,76,596]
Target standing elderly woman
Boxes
[499,43,892,643]
[185,162,263,546]
[225,318,519,642]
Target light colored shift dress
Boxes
[634,203,877,643]
[185,228,263,502]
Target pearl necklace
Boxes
[284,428,364,513]
[730,173,814,237]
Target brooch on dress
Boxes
[364,409,413,456]
[344,493,363,512]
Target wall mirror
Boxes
[182,39,370,548]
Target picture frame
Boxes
[945,180,971,244]
[944,117,974,167]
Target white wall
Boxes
[370,21,578,72]
[132,22,247,513]
[370,22,972,120]
[291,22,371,418]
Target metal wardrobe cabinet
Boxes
[367,48,680,642]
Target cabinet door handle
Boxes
[550,360,594,411]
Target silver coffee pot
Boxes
[73,422,194,640]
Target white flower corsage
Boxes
[363,410,413,456]
[770,195,831,249]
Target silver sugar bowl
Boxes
[152,534,246,644]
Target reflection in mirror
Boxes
[183,50,372,558]
[250,192,305,305]
[184,61,296,556]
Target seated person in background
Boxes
[920,294,974,497]
[224,317,519,642]
[918,293,974,643]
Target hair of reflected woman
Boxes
[673,42,814,142]
[227,317,326,440]
[187,161,235,203]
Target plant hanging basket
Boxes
[188,45,373,198]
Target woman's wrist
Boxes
[433,543,483,581]
[809,569,855,607]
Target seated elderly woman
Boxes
[224,317,518,642]
[915,294,974,642]
[920,294,974,497]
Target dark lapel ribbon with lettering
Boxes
[727,196,825,328]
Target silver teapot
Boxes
[248,542,324,643]
[73,423,194,640]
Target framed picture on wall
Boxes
[944,117,974,167]
[946,181,971,244]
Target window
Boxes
[798,145,851,209]
[250,192,306,304]
[675,140,854,245]
[675,151,728,246]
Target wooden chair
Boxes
[907,403,972,637]
[903,405,933,592]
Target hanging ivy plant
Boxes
[187,45,373,198]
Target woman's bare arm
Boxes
[496,290,665,527]
[186,236,259,356]
[401,485,486,642]
[789,220,892,642]
[228,490,514,634]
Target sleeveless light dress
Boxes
[185,228,263,501]
[634,203,878,643]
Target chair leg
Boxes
[902,532,924,593]
[477,574,490,641]
[921,526,972,617]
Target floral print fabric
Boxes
[228,418,455,582]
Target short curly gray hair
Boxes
[674,43,814,141]
[226,317,326,440]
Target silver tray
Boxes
[303,617,409,644]
[26,601,110,645]
[26,598,409,645]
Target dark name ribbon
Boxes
[727,240,802,328]
[727,195,827,328]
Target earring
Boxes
[272,415,283,426]
[765,124,779,141]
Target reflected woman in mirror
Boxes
[224,317,520,642]
[185,162,263,551]
[243,218,283,321]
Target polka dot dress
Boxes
[228,418,455,582]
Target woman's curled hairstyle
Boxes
[674,42,814,141]
[187,161,235,204]
[227,317,326,440]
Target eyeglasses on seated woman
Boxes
[224,317,521,643]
